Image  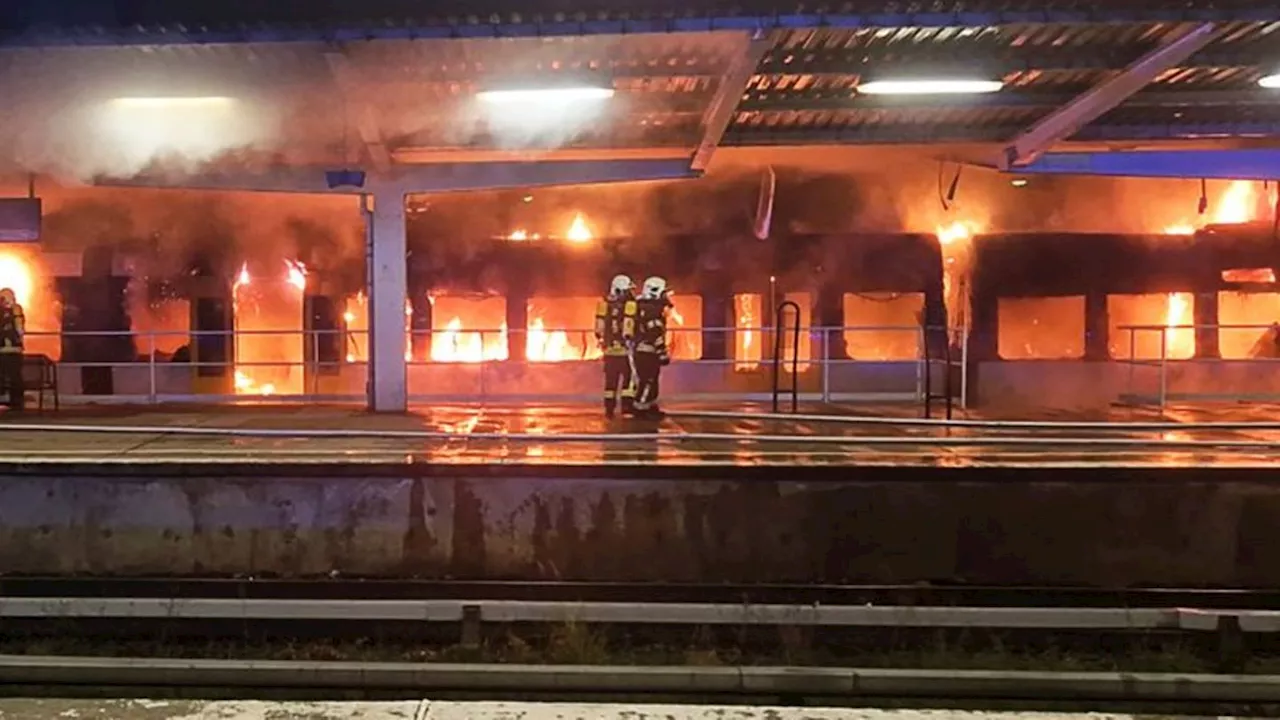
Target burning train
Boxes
[2,179,1279,411]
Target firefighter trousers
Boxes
[633,352,663,410]
[602,354,634,415]
[0,351,23,410]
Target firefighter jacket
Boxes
[0,302,24,353]
[595,296,636,357]
[635,297,670,358]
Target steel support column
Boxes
[998,22,1217,170]
[366,186,408,413]
[96,159,698,194]
[1012,149,1280,180]
[690,29,772,172]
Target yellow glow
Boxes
[859,79,1002,95]
[566,213,592,243]
[110,96,235,108]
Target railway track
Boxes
[0,577,1276,608]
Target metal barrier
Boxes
[770,300,800,413]
[1117,321,1280,408]
[18,324,956,405]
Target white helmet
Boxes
[641,276,668,300]
[609,275,634,298]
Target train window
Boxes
[233,270,306,395]
[525,296,599,362]
[997,296,1085,360]
[1218,291,1280,359]
[842,293,924,360]
[733,294,763,371]
[430,295,509,362]
[131,296,190,356]
[1107,293,1195,360]
[667,294,703,361]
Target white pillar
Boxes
[366,187,408,412]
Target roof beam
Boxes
[1012,149,1280,180]
[721,120,1280,146]
[741,89,1280,112]
[997,22,1218,170]
[324,48,392,173]
[690,29,773,172]
[94,159,698,195]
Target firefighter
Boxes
[595,274,637,419]
[633,276,672,420]
[0,288,25,411]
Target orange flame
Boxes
[566,213,592,243]
[1158,181,1266,357]
[233,261,306,396]
[935,220,981,331]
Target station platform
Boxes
[1,401,1279,586]
[0,401,1277,467]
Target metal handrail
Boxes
[922,324,954,420]
[771,300,800,413]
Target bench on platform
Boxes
[5,354,59,411]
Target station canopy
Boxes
[1,0,1279,181]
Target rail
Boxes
[1117,321,1280,408]
[15,324,954,405]
[771,300,800,413]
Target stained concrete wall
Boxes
[0,467,1271,586]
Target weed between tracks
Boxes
[2,619,1277,673]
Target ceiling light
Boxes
[858,79,1004,95]
[1259,73,1280,89]
[110,96,236,108]
[1010,178,1028,187]
[476,87,615,105]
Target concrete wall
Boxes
[973,360,1280,410]
[0,467,1272,586]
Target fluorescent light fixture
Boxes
[110,96,236,108]
[858,79,1004,95]
[476,87,615,104]
[1259,73,1280,88]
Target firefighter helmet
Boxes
[641,276,668,300]
[609,275,634,298]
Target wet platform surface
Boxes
[0,401,1278,467]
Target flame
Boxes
[505,213,593,243]
[0,252,35,309]
[1156,181,1267,357]
[1163,180,1261,234]
[0,248,61,360]
[342,292,415,363]
[935,220,981,331]
[285,259,307,291]
[1163,292,1195,358]
[431,316,510,362]
[734,294,762,371]
[566,213,592,243]
[232,261,305,396]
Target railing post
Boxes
[147,331,157,404]
[959,325,969,410]
[1159,327,1169,410]
[820,329,830,404]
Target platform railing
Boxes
[1117,321,1280,408]
[18,324,957,405]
